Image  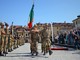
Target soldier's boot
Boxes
[31,51,34,56]
[49,50,53,55]
[3,51,8,54]
[6,49,8,54]
[8,49,11,52]
[42,47,45,55]
[3,48,8,54]
[11,48,13,51]
[0,52,4,56]
[17,45,19,48]
[30,48,32,53]
[36,51,38,56]
[43,52,46,55]
[41,47,43,53]
[31,49,35,56]
[17,41,19,47]
[43,50,46,55]
[35,47,38,56]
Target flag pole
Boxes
[51,22,54,44]
[12,22,14,36]
[27,0,34,29]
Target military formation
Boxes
[0,22,53,56]
[0,22,25,56]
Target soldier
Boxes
[13,33,19,49]
[41,24,52,55]
[0,23,5,56]
[4,22,9,54]
[30,25,39,56]
[19,35,22,46]
[8,30,14,52]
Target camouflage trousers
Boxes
[13,40,17,49]
[4,36,8,53]
[46,40,51,53]
[18,39,22,46]
[0,36,5,52]
[30,41,38,54]
[8,39,14,51]
[41,39,51,54]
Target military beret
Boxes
[0,22,4,26]
[5,22,9,26]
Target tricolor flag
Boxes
[28,4,34,28]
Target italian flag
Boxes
[28,4,34,28]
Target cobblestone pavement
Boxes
[0,43,80,60]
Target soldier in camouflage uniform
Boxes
[0,23,5,56]
[10,33,14,51]
[30,25,39,56]
[13,34,19,49]
[41,24,52,55]
[19,35,21,46]
[8,30,14,52]
[3,22,9,54]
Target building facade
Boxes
[72,15,80,29]
[36,22,73,36]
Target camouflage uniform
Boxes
[0,23,5,56]
[30,25,39,55]
[19,35,22,46]
[0,24,3,56]
[41,24,52,55]
[4,23,9,54]
[14,34,19,49]
[8,32,14,52]
[16,35,19,48]
[10,34,14,51]
[21,35,24,45]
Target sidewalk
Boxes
[0,43,80,60]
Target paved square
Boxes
[0,43,80,60]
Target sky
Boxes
[0,0,80,26]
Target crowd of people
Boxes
[54,29,80,49]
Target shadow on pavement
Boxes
[9,52,31,54]
[2,53,49,58]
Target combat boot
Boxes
[3,49,8,54]
[0,52,4,56]
[36,52,38,56]
[43,52,46,55]
[8,49,11,52]
[3,51,8,54]
[49,50,53,55]
[31,52,34,56]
